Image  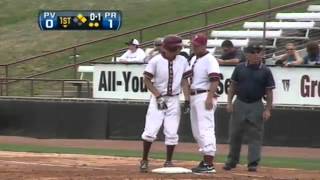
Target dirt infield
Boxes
[0,136,320,179]
[0,151,319,180]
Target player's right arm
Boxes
[182,59,191,101]
[143,58,161,98]
[144,77,161,97]
[206,56,220,110]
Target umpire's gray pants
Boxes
[226,98,264,165]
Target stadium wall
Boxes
[0,99,319,147]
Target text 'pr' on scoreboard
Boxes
[38,10,122,31]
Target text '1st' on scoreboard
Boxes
[38,10,122,31]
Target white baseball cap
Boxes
[126,38,140,46]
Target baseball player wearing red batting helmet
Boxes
[140,35,190,172]
[185,33,221,173]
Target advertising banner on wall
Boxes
[93,63,320,106]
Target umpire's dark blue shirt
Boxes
[231,62,275,103]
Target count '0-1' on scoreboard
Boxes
[38,10,122,30]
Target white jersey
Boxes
[144,54,189,96]
[189,53,220,90]
[119,48,146,63]
[188,52,220,157]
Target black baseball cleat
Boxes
[163,161,174,167]
[140,160,149,173]
[248,165,257,172]
[247,161,258,172]
[223,162,237,171]
[192,161,216,173]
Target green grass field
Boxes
[0,0,230,63]
[0,143,319,170]
[0,0,301,63]
[0,0,307,94]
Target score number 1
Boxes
[104,12,118,29]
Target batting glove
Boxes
[156,96,168,110]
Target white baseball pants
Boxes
[190,92,217,156]
[141,95,180,145]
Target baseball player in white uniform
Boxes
[140,35,190,172]
[185,33,221,173]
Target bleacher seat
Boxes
[243,21,319,39]
[209,39,249,47]
[243,21,316,30]
[211,30,282,48]
[211,30,282,39]
[182,39,249,47]
[276,13,320,21]
[181,48,216,55]
[111,57,121,62]
[77,65,94,80]
[182,39,190,46]
[307,5,320,12]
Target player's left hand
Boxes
[262,109,271,121]
[205,98,213,110]
[156,96,168,110]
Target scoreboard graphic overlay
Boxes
[38,10,122,30]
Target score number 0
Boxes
[45,19,54,28]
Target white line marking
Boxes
[0,160,107,170]
[232,172,266,178]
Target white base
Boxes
[151,167,192,174]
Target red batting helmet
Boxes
[162,35,183,52]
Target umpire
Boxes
[223,44,275,172]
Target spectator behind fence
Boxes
[118,39,146,63]
[144,38,163,63]
[217,40,245,65]
[302,41,320,65]
[275,43,303,67]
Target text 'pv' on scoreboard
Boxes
[38,10,122,31]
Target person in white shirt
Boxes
[185,33,221,173]
[139,35,190,172]
[143,37,163,63]
[118,39,146,63]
